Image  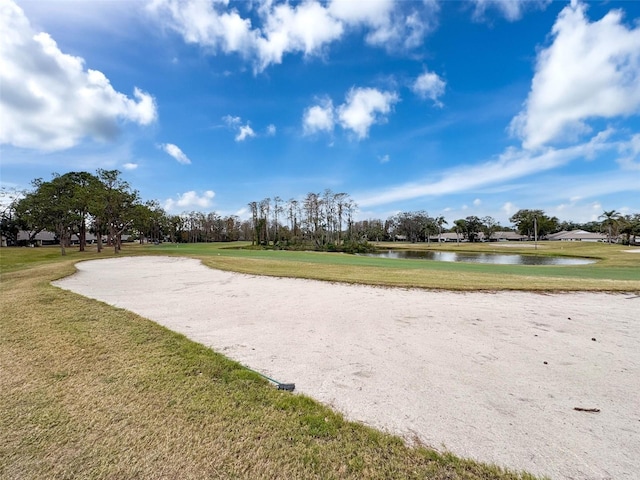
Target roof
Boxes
[547,230,608,241]
[17,230,56,241]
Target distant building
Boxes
[547,230,608,242]
[489,231,528,242]
[16,230,58,246]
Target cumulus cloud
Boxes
[160,143,191,164]
[266,124,276,136]
[148,0,438,72]
[303,99,335,135]
[303,88,398,139]
[147,0,255,56]
[255,1,344,71]
[510,1,640,150]
[379,154,390,164]
[122,162,138,170]
[412,70,446,106]
[338,87,399,139]
[0,0,157,151]
[164,190,215,212]
[223,115,255,141]
[471,0,551,22]
[329,0,436,51]
[235,124,256,142]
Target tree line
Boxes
[2,171,639,256]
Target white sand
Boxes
[53,256,640,480]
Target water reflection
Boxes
[364,250,595,266]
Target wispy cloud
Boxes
[355,131,620,207]
[160,143,191,164]
[471,0,551,22]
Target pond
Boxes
[363,250,596,266]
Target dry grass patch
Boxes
[1,260,542,479]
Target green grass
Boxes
[144,241,640,291]
[0,253,543,479]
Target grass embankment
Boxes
[0,249,541,479]
[147,241,640,291]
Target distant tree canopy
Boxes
[509,209,559,240]
[3,171,639,253]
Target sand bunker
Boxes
[53,256,640,480]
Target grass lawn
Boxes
[2,241,637,478]
[0,246,544,479]
[144,241,640,291]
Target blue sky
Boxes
[1,0,639,226]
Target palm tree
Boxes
[599,210,621,244]
[453,219,466,245]
[436,216,448,243]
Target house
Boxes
[438,232,464,242]
[16,230,57,246]
[547,230,609,242]
[489,231,528,242]
[70,233,98,245]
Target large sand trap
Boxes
[53,256,639,480]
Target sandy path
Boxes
[53,256,640,480]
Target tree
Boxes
[509,209,559,240]
[59,171,102,251]
[481,216,500,242]
[453,219,466,244]
[599,210,622,244]
[435,216,448,243]
[464,216,483,242]
[96,169,139,253]
[1,187,24,246]
[15,175,78,255]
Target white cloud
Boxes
[617,133,640,170]
[266,124,276,136]
[412,70,446,106]
[356,129,617,207]
[471,0,551,22]
[255,1,344,71]
[337,87,399,139]
[223,115,255,141]
[161,143,191,164]
[235,124,255,142]
[510,1,640,150]
[149,0,438,72]
[502,202,517,216]
[303,99,335,135]
[147,0,255,56]
[0,0,157,151]
[222,115,241,125]
[122,162,138,170]
[379,154,390,164]
[164,190,215,212]
[473,198,482,206]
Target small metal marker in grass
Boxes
[245,365,295,391]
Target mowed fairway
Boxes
[148,240,640,291]
[1,242,639,479]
